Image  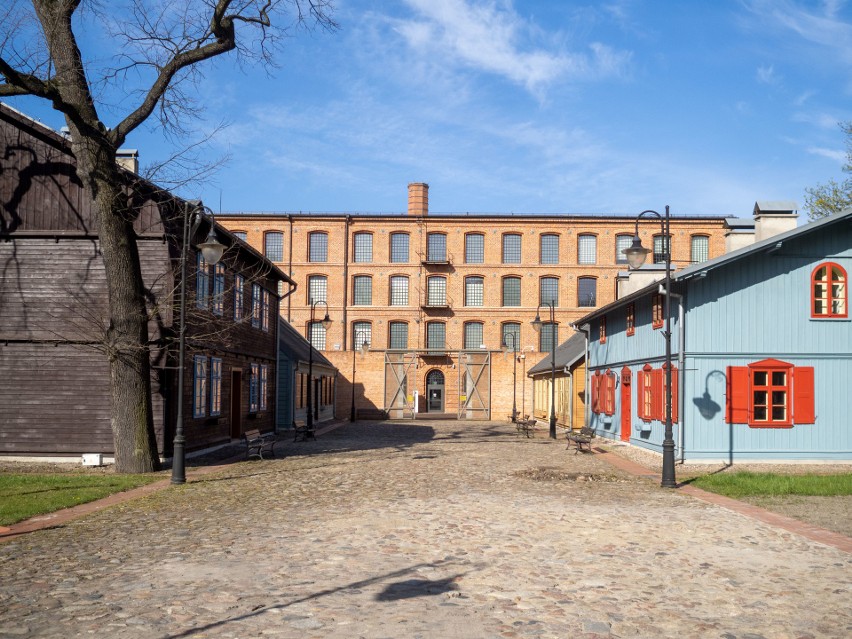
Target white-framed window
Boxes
[249,363,259,413]
[251,283,261,328]
[261,289,270,332]
[234,273,244,320]
[259,364,269,412]
[210,357,222,416]
[193,355,208,418]
[212,263,225,316]
[196,253,210,309]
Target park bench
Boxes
[566,426,596,453]
[516,417,536,438]
[293,418,315,442]
[244,428,277,460]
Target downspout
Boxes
[343,216,351,350]
[287,215,294,322]
[572,323,591,428]
[668,290,686,463]
[276,278,297,433]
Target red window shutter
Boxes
[726,366,749,424]
[636,370,646,420]
[670,365,679,424]
[651,368,663,421]
[604,372,615,416]
[793,366,815,424]
[591,371,600,414]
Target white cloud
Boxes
[394,0,631,94]
[744,0,852,64]
[806,146,847,163]
[792,111,845,129]
[756,64,779,85]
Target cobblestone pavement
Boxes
[1,420,850,639]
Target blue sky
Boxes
[7,0,852,217]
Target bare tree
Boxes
[0,0,336,472]
[805,122,852,221]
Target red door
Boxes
[620,367,632,442]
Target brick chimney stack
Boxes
[408,182,429,216]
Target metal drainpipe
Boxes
[668,290,686,463]
[276,278,298,432]
[572,323,591,428]
[343,216,351,350]
[287,215,294,322]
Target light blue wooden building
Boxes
[574,208,851,462]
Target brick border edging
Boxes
[0,456,244,544]
[595,447,852,554]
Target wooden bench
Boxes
[517,417,536,438]
[566,426,596,453]
[293,419,315,442]
[244,428,277,460]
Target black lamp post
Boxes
[622,205,676,488]
[531,302,557,439]
[350,328,369,421]
[171,202,227,485]
[307,300,331,434]
[503,333,519,423]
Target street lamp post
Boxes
[350,328,369,421]
[503,333,518,422]
[531,302,557,439]
[172,202,227,485]
[307,300,331,436]
[622,205,676,488]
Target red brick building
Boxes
[218,183,729,424]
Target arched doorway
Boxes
[426,369,445,413]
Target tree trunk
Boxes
[74,135,160,473]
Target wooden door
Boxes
[620,367,631,442]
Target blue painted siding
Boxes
[585,220,852,461]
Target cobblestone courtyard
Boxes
[1,420,850,638]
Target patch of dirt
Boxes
[513,466,626,483]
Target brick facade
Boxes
[219,184,728,422]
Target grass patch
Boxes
[0,474,163,526]
[689,471,852,498]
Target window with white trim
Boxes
[193,355,208,418]
[212,263,225,316]
[812,262,847,318]
[210,357,222,416]
[234,273,244,320]
[196,253,210,309]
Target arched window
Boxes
[388,321,409,349]
[308,231,328,262]
[540,276,558,306]
[615,234,632,264]
[502,276,521,307]
[577,277,596,307]
[502,233,522,264]
[352,321,371,350]
[465,233,484,263]
[812,262,847,318]
[502,322,521,351]
[390,232,409,263]
[264,231,283,261]
[540,234,559,264]
[426,233,447,262]
[353,275,372,305]
[353,232,373,263]
[426,276,447,306]
[308,275,327,304]
[465,276,484,306]
[389,275,409,306]
[463,322,484,349]
[578,234,596,264]
[691,235,709,263]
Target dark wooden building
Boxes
[0,103,295,459]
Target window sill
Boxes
[809,317,849,321]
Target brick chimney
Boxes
[408,182,429,216]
